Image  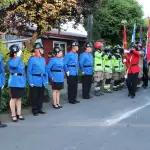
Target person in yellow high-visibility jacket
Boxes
[93,42,105,96]
[103,47,115,93]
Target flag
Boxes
[140,24,142,44]
[123,24,127,49]
[131,24,136,43]
[146,19,150,61]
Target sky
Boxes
[137,0,150,17]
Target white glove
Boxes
[124,49,130,53]
[30,84,34,87]
[123,59,127,63]
[17,50,22,57]
[82,72,85,75]
[1,86,4,90]
[66,71,69,76]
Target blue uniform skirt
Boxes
[52,82,64,90]
[9,87,25,99]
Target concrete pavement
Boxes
[0,83,150,150]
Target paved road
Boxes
[0,86,150,150]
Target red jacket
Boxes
[125,50,140,74]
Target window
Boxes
[53,41,67,55]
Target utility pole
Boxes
[87,13,93,41]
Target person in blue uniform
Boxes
[0,53,7,127]
[47,47,64,109]
[64,41,80,104]
[79,42,93,99]
[27,43,48,116]
[7,45,26,122]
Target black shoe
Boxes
[131,95,135,99]
[83,97,90,99]
[0,123,7,128]
[53,105,60,109]
[17,115,25,120]
[11,116,18,122]
[143,85,148,89]
[57,104,63,108]
[33,113,38,116]
[75,100,80,103]
[69,101,76,104]
[38,110,46,114]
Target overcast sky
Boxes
[137,0,150,17]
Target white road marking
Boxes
[105,101,150,126]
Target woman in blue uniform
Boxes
[7,45,26,122]
[47,47,64,109]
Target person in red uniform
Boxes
[124,43,140,98]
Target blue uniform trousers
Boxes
[67,75,78,103]
[30,86,45,113]
[82,75,92,98]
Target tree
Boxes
[0,0,17,32]
[84,0,145,45]
[5,0,82,51]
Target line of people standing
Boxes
[0,40,148,127]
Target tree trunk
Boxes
[23,31,39,52]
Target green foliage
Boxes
[5,0,79,35]
[84,0,145,46]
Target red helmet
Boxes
[94,42,103,49]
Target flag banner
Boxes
[146,19,150,61]
[123,24,127,49]
[131,24,136,43]
[140,24,142,44]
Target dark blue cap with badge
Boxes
[72,41,79,47]
[7,44,20,55]
[84,42,93,48]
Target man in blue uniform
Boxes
[27,43,48,116]
[0,54,7,127]
[64,41,80,104]
[79,42,93,99]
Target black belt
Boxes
[83,65,92,68]
[68,65,76,67]
[51,70,63,72]
[105,65,110,68]
[114,66,118,68]
[32,74,45,76]
[131,64,138,66]
[11,73,23,76]
[97,64,101,66]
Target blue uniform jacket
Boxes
[27,56,48,87]
[47,57,64,83]
[64,51,78,76]
[7,56,26,88]
[0,55,5,87]
[79,52,94,75]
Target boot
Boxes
[94,91,101,96]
